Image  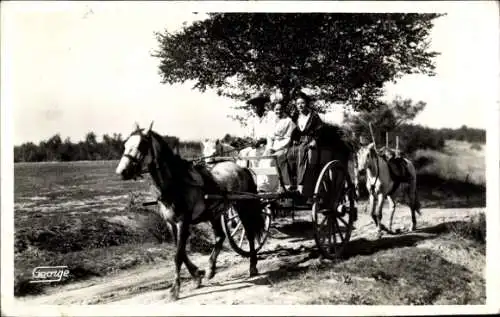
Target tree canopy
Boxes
[153,13,443,112]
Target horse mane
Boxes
[319,122,356,159]
[147,130,193,204]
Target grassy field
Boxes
[410,140,486,208]
[14,160,214,297]
[13,140,485,297]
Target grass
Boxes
[269,214,486,305]
[14,160,215,297]
[14,140,486,299]
[413,140,485,186]
[356,140,487,209]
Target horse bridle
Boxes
[123,132,151,178]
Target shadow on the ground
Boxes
[254,219,479,285]
[272,220,315,240]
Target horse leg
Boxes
[178,221,205,288]
[247,229,259,277]
[207,216,226,280]
[369,192,377,225]
[408,180,419,231]
[375,193,385,239]
[387,195,397,233]
[169,221,178,245]
[171,220,201,300]
[238,207,259,277]
[170,221,186,300]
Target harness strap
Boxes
[370,155,380,195]
[193,145,247,163]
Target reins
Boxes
[193,144,250,164]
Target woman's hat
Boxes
[296,90,313,104]
[246,92,270,106]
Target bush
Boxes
[395,124,446,154]
[470,143,482,151]
[448,213,486,245]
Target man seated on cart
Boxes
[245,92,276,191]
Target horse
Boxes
[200,138,254,167]
[115,123,266,300]
[356,142,421,238]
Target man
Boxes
[245,93,276,191]
[263,101,296,192]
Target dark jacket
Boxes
[291,112,324,146]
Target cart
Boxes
[203,153,358,260]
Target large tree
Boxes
[153,13,443,113]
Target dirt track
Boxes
[16,206,484,305]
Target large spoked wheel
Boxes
[312,160,356,260]
[221,204,272,257]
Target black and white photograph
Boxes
[1,1,498,315]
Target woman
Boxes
[287,91,326,198]
[263,101,296,192]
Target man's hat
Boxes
[246,92,270,106]
[359,135,370,145]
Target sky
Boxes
[2,1,499,145]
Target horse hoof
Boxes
[194,270,205,288]
[194,277,203,289]
[170,286,180,301]
[207,269,216,280]
[249,267,259,277]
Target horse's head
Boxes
[115,122,154,180]
[201,138,220,162]
[356,142,377,173]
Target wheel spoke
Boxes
[330,216,338,254]
[335,218,345,243]
[238,228,246,248]
[337,215,349,228]
[231,220,242,237]
[320,215,328,227]
[328,216,333,246]
[312,161,354,260]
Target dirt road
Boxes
[15,206,485,305]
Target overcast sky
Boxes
[2,1,498,145]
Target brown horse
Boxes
[115,122,266,300]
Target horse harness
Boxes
[369,152,410,196]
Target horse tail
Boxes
[406,159,421,215]
[234,167,266,240]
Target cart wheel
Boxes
[221,204,272,257]
[312,160,356,260]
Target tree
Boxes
[153,13,443,114]
[343,96,427,145]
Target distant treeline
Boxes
[370,124,486,155]
[14,125,485,163]
[14,132,194,163]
